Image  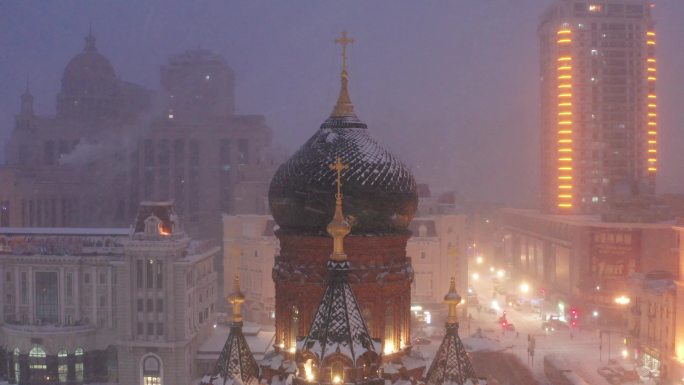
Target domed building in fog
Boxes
[268,31,418,367]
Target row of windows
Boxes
[137,321,164,336]
[137,298,164,313]
[136,259,164,289]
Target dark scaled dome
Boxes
[269,62,417,235]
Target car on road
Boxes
[542,319,568,332]
[503,323,516,332]
[412,337,431,345]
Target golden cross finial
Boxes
[335,31,354,73]
[444,277,462,325]
[329,156,349,202]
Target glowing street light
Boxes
[497,269,506,278]
[520,282,530,294]
[476,256,484,264]
[472,272,480,281]
[614,295,631,305]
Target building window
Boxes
[137,259,144,288]
[148,322,154,335]
[157,322,164,336]
[84,273,90,284]
[156,260,163,289]
[147,298,154,312]
[147,259,154,289]
[157,299,164,312]
[138,299,144,312]
[66,273,73,305]
[75,348,84,382]
[99,295,106,307]
[29,346,47,372]
[137,322,144,335]
[142,355,162,385]
[99,272,106,284]
[58,350,68,384]
[35,272,59,324]
[5,271,10,282]
[21,272,28,304]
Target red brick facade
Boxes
[273,231,413,351]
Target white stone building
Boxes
[0,202,219,385]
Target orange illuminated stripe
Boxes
[648,167,657,171]
[648,158,657,162]
[647,58,656,63]
[558,121,572,125]
[647,32,656,36]
[648,113,657,117]
[558,84,572,89]
[648,131,657,135]
[558,195,572,199]
[648,140,657,144]
[558,158,572,161]
[559,185,572,190]
[558,204,573,208]
[558,140,572,144]
[558,112,572,116]
[558,130,573,135]
[558,39,572,43]
[558,94,572,98]
[558,75,572,79]
[559,102,572,106]
[648,122,657,126]
[558,176,573,180]
[648,149,657,153]
[558,168,573,171]
[648,94,657,99]
[557,56,572,61]
[647,41,656,45]
[558,66,572,71]
[558,149,572,153]
[647,68,656,72]
[557,30,572,35]
[648,104,657,108]
[648,77,657,81]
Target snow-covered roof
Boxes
[200,322,260,385]
[0,227,128,235]
[298,269,378,367]
[423,324,479,385]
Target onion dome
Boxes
[57,26,122,120]
[269,33,417,235]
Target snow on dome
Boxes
[269,121,417,235]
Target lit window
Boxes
[588,4,602,13]
[591,49,598,56]
[205,75,211,80]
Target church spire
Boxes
[327,156,351,262]
[84,23,97,52]
[331,31,356,118]
[20,75,34,117]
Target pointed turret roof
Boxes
[423,278,479,385]
[295,157,382,384]
[201,276,260,385]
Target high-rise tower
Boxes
[539,0,657,214]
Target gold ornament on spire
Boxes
[229,274,246,323]
[332,31,356,117]
[327,156,351,261]
[444,277,462,325]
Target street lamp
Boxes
[476,256,484,264]
[497,269,506,279]
[614,295,631,305]
[520,282,530,294]
[472,272,480,281]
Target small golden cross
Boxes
[335,31,354,72]
[329,156,349,200]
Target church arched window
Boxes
[142,355,162,385]
[58,350,68,383]
[75,348,84,382]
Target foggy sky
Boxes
[2,1,684,207]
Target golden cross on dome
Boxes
[329,156,349,201]
[335,31,354,73]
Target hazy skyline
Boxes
[2,1,684,206]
